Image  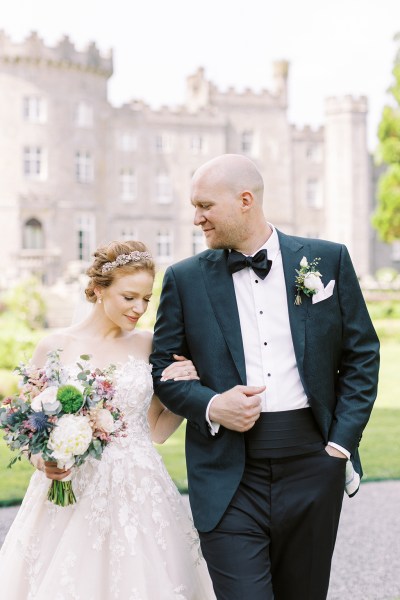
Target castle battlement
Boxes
[185,62,289,112]
[292,124,324,139]
[213,86,275,101]
[325,95,368,115]
[0,30,113,78]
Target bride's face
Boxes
[99,270,154,331]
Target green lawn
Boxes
[0,319,398,504]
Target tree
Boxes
[373,33,400,242]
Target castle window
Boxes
[75,102,93,128]
[156,230,173,263]
[155,134,173,154]
[156,173,172,204]
[306,179,322,208]
[23,96,46,123]
[23,218,44,249]
[76,214,95,262]
[190,135,204,154]
[241,130,253,154]
[121,227,137,241]
[306,144,321,162]
[119,133,137,152]
[23,146,46,179]
[120,169,137,202]
[192,229,206,255]
[75,152,94,183]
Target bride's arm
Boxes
[148,354,200,443]
[148,395,184,444]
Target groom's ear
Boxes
[240,191,254,211]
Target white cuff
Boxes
[327,441,351,460]
[345,460,360,496]
[206,395,221,436]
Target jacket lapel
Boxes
[200,251,247,384]
[277,231,309,386]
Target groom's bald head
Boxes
[192,154,264,205]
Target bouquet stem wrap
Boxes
[47,479,76,506]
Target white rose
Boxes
[92,408,115,434]
[300,256,308,268]
[31,386,58,412]
[48,414,93,467]
[303,272,323,292]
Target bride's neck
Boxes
[73,306,128,340]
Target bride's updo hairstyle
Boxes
[85,240,155,303]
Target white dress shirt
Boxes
[206,225,350,461]
[232,226,308,412]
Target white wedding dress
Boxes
[0,357,215,600]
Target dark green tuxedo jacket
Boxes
[150,231,380,532]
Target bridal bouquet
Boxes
[0,350,126,506]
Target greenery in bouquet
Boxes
[0,350,127,506]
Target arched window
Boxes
[23,218,44,249]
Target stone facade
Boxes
[0,31,392,286]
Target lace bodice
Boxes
[108,355,154,441]
[66,355,154,444]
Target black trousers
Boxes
[199,445,346,600]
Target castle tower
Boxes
[0,31,113,284]
[323,96,371,276]
[272,60,289,107]
[185,67,213,112]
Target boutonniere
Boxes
[295,256,322,305]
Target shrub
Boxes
[3,276,47,330]
[0,315,42,370]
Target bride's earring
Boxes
[98,297,102,304]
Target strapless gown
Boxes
[0,356,215,600]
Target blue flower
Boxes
[28,412,48,432]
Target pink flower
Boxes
[89,408,115,434]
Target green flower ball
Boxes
[56,385,84,413]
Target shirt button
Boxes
[267,373,271,377]
[255,280,259,283]
[264,342,267,346]
[259,310,263,314]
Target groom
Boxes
[150,154,379,599]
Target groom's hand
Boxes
[209,385,264,432]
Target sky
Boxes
[1,0,399,149]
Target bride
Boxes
[0,240,215,600]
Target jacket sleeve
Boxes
[150,266,216,438]
[329,245,380,456]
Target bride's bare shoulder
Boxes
[129,329,153,356]
[31,329,73,367]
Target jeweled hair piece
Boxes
[101,251,153,274]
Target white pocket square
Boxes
[312,280,335,304]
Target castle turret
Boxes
[272,60,289,107]
[0,31,113,283]
[323,96,371,276]
[185,67,213,112]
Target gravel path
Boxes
[1,481,399,599]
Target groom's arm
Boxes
[150,266,216,438]
[329,245,380,457]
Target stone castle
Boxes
[0,31,394,287]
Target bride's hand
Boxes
[43,461,71,481]
[29,453,45,472]
[161,354,200,381]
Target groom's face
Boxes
[191,179,245,250]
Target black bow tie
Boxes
[227,249,272,280]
